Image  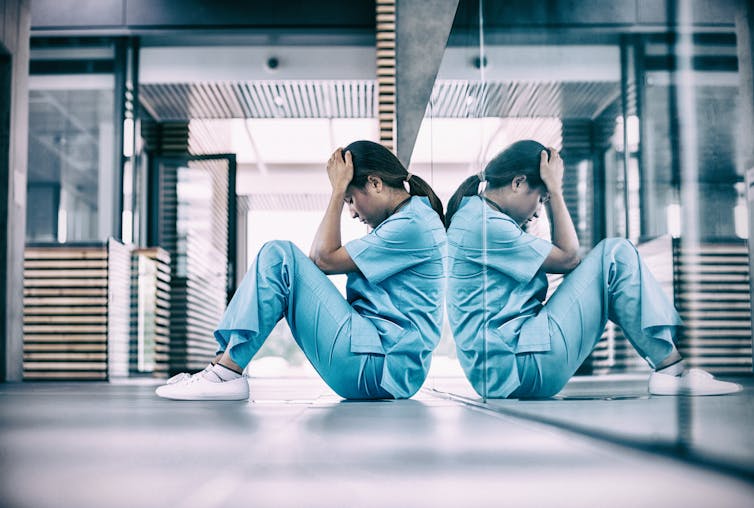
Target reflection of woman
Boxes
[157,140,447,400]
[445,140,741,398]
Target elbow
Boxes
[563,251,581,272]
[309,252,326,271]
[309,252,334,274]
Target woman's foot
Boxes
[155,364,249,400]
[648,368,743,396]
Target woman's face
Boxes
[344,180,389,228]
[505,180,549,227]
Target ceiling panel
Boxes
[140,79,620,122]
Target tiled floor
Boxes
[1,376,752,508]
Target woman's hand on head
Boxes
[539,148,564,194]
[327,148,354,193]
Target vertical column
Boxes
[1,0,31,382]
[394,0,459,166]
[376,0,397,151]
[735,0,754,372]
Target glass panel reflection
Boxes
[27,85,115,243]
[437,0,752,477]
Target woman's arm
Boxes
[540,149,581,273]
[309,148,359,274]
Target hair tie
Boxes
[476,171,488,195]
[405,173,413,183]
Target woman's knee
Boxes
[257,240,296,264]
[598,237,634,253]
[597,237,639,265]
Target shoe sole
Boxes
[159,394,249,401]
[155,384,249,401]
[648,385,743,396]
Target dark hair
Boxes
[445,139,547,227]
[344,140,445,224]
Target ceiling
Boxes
[139,79,620,122]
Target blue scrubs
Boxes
[447,196,682,398]
[214,196,447,399]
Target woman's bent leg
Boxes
[215,240,390,399]
[516,238,681,397]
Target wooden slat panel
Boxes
[24,297,109,306]
[23,244,117,381]
[24,260,109,269]
[673,239,752,375]
[24,353,108,361]
[24,279,108,288]
[23,372,106,380]
[24,269,109,278]
[25,315,108,324]
[24,325,107,333]
[24,344,108,352]
[25,249,107,259]
[24,306,108,314]
[24,288,108,297]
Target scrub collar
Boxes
[481,195,505,214]
[390,196,413,216]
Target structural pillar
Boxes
[377,0,458,166]
[1,0,30,382]
[734,0,754,372]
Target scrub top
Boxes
[447,195,553,397]
[345,196,447,399]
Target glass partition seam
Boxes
[478,0,488,402]
[113,39,127,243]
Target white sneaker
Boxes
[164,363,214,385]
[648,368,743,396]
[155,374,249,401]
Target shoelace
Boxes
[166,365,213,384]
[166,372,191,384]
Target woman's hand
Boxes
[539,148,564,194]
[327,148,353,193]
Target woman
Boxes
[156,140,447,401]
[445,139,742,398]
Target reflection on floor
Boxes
[0,375,752,508]
[428,373,754,475]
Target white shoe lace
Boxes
[166,364,213,385]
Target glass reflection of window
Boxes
[642,34,740,242]
[26,44,116,244]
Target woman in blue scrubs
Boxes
[446,139,742,398]
[157,140,447,401]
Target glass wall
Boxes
[434,0,751,477]
[26,41,120,244]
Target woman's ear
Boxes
[367,175,383,192]
[512,175,527,191]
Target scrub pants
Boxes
[214,240,392,400]
[511,238,682,398]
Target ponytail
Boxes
[445,174,482,228]
[344,140,445,224]
[406,174,445,225]
[445,139,548,228]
